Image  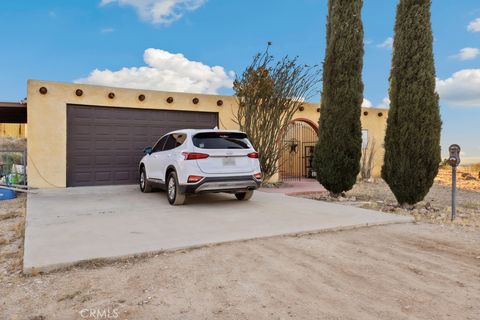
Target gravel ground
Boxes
[1,194,479,320]
[300,179,480,228]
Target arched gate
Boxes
[279,121,318,181]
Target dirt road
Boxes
[1,202,479,320]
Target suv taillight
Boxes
[247,152,259,158]
[182,152,209,160]
[254,172,263,180]
[187,175,204,183]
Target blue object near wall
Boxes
[0,188,17,200]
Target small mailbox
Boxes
[448,144,461,167]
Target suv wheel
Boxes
[235,190,254,201]
[140,167,152,193]
[167,171,186,205]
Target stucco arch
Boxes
[289,118,319,135]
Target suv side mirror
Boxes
[144,146,153,155]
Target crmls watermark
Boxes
[79,308,119,319]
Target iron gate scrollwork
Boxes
[279,121,318,181]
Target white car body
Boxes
[138,129,262,204]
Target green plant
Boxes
[381,0,441,207]
[439,158,450,168]
[313,0,364,197]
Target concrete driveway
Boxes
[24,185,412,273]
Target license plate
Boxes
[222,157,236,166]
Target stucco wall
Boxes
[27,80,387,188]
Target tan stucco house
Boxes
[1,80,388,188]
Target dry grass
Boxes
[57,290,82,302]
[464,200,480,209]
[436,165,480,191]
[0,210,21,221]
[0,136,26,150]
[0,195,26,279]
[9,219,25,240]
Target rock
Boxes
[461,173,476,180]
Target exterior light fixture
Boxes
[166,97,174,103]
[39,87,48,95]
[378,112,383,117]
[138,94,145,101]
[217,100,223,107]
[363,111,369,116]
[108,92,115,99]
[192,97,199,105]
[299,106,305,111]
[75,89,83,97]
[316,108,320,113]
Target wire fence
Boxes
[0,149,27,186]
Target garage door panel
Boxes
[67,105,218,187]
[113,155,131,166]
[73,139,94,151]
[95,171,112,182]
[72,124,93,135]
[94,155,112,165]
[74,172,94,184]
[113,171,130,181]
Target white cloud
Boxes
[453,47,479,61]
[377,37,393,50]
[377,97,390,109]
[436,69,480,107]
[100,27,115,33]
[75,48,235,94]
[467,17,480,32]
[362,99,373,108]
[362,97,390,109]
[100,0,206,25]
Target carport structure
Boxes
[0,101,27,124]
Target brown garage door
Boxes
[67,104,218,187]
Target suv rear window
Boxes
[193,132,250,149]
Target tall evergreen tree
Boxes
[313,0,364,197]
[382,0,441,207]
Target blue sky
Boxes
[0,0,479,162]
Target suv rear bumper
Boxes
[179,175,261,194]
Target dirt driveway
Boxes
[2,194,479,320]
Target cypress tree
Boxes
[314,0,364,197]
[382,0,441,207]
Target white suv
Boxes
[139,129,262,205]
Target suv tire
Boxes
[140,167,152,193]
[167,171,186,205]
[235,190,254,201]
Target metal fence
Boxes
[279,121,318,182]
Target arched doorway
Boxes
[279,119,318,181]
